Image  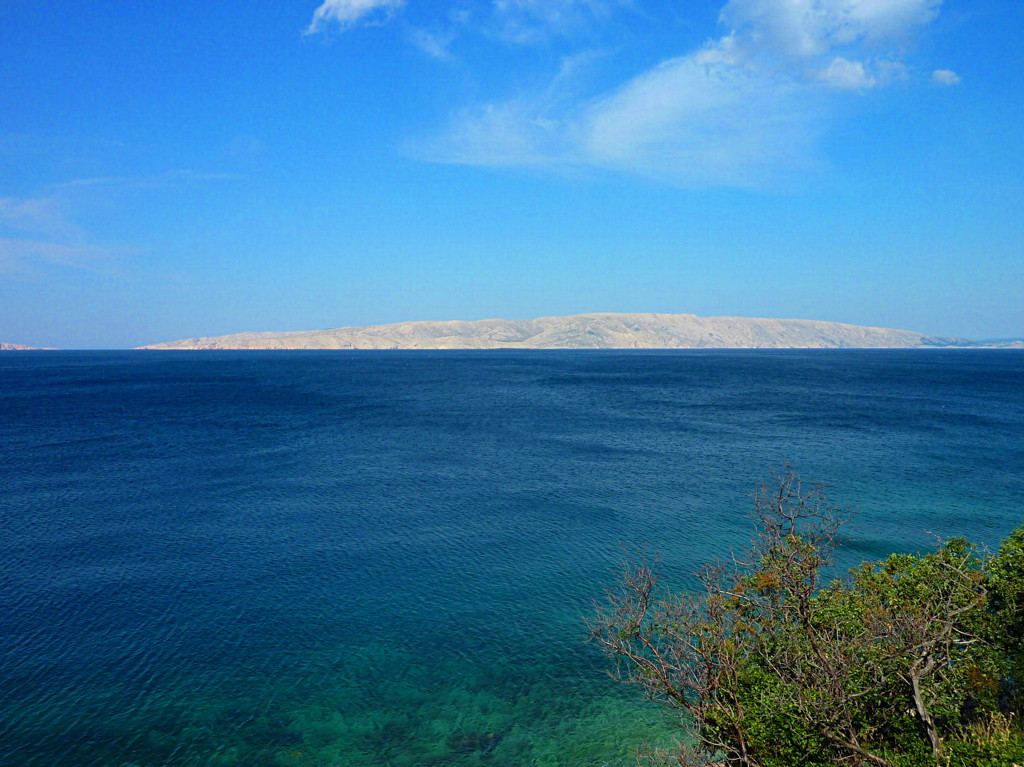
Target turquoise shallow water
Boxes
[1,350,1022,766]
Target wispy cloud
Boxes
[408,26,457,59]
[818,56,876,90]
[417,0,954,187]
[0,188,122,277]
[489,0,621,44]
[718,0,941,60]
[931,68,961,85]
[0,195,88,241]
[0,238,131,278]
[582,56,825,186]
[51,169,240,190]
[305,0,405,35]
[0,170,236,278]
[332,0,630,56]
[415,50,588,161]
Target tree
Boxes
[587,470,1024,766]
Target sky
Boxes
[1,0,1022,348]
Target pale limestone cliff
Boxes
[139,313,972,350]
[0,342,45,350]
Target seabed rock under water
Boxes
[448,732,503,755]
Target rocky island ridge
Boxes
[138,312,989,350]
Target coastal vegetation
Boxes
[589,471,1024,766]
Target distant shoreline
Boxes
[135,312,1022,351]
[7,312,1022,352]
[131,345,1022,352]
[7,346,1023,353]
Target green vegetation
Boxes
[589,471,1024,766]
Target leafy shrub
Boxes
[588,471,1024,766]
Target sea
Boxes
[1,350,1022,767]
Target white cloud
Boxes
[305,0,405,35]
[0,192,121,277]
[819,56,876,90]
[421,101,567,167]
[418,52,824,187]
[419,0,946,186]
[0,195,85,240]
[837,0,942,41]
[0,171,234,277]
[931,68,961,85]
[403,1,624,63]
[491,0,617,43]
[875,58,909,84]
[719,0,941,60]
[413,54,590,167]
[584,56,824,186]
[408,27,457,59]
[0,238,121,277]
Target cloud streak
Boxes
[582,57,824,186]
[0,238,129,277]
[306,0,405,35]
[489,0,621,44]
[417,0,954,187]
[931,68,961,85]
[0,170,235,277]
[819,56,876,90]
[408,26,456,59]
[718,0,941,60]
[0,191,122,277]
[319,0,631,54]
[0,195,88,241]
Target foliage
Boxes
[588,471,1024,767]
[986,524,1024,709]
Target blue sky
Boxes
[1,0,1021,347]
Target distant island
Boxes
[0,342,48,351]
[136,313,1019,350]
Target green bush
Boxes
[588,471,1024,766]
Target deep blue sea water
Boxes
[1,350,1022,766]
